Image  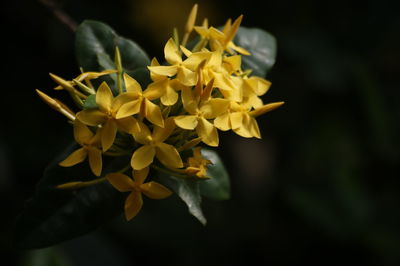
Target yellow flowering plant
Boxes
[16,5,283,249]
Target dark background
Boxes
[4,0,400,265]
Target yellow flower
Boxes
[147,38,199,86]
[184,147,212,178]
[146,58,186,106]
[115,74,164,127]
[131,118,183,170]
[174,85,229,147]
[197,50,242,102]
[106,167,172,220]
[194,15,250,55]
[76,82,140,152]
[59,120,103,176]
[234,75,272,109]
[214,101,284,138]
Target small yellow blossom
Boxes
[76,82,140,151]
[147,38,199,86]
[115,73,165,127]
[106,167,172,220]
[184,147,212,178]
[131,118,183,170]
[174,85,229,147]
[195,15,250,55]
[59,120,103,176]
[214,101,284,138]
[147,58,186,106]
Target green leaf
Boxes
[234,27,277,77]
[82,94,97,109]
[15,144,129,249]
[200,148,230,200]
[75,20,151,91]
[19,246,71,266]
[160,175,206,225]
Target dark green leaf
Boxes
[75,20,150,78]
[160,175,206,225]
[19,247,71,266]
[82,94,97,109]
[15,144,129,249]
[235,27,277,77]
[200,148,230,200]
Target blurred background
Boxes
[4,0,400,265]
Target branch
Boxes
[39,0,78,32]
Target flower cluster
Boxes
[36,5,283,221]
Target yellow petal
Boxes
[143,99,164,127]
[214,112,230,131]
[194,26,209,38]
[147,65,178,77]
[180,45,192,57]
[150,58,165,81]
[249,102,285,117]
[59,148,87,167]
[246,116,261,139]
[209,27,225,40]
[96,82,113,112]
[174,115,198,130]
[152,117,175,142]
[213,72,234,92]
[230,112,243,130]
[184,3,198,33]
[196,118,219,147]
[131,145,156,170]
[207,50,222,67]
[229,42,251,55]
[164,38,182,65]
[181,87,197,114]
[116,116,140,134]
[223,55,241,73]
[74,120,93,145]
[87,147,102,176]
[123,73,142,93]
[200,98,230,119]
[245,94,264,109]
[116,99,142,119]
[101,119,117,152]
[245,77,271,96]
[140,182,172,199]
[125,191,143,221]
[233,115,253,138]
[106,173,135,192]
[225,15,243,44]
[156,143,183,168]
[183,52,210,71]
[133,167,149,184]
[112,92,137,112]
[76,109,107,126]
[160,84,179,106]
[89,127,102,146]
[143,82,164,100]
[177,67,197,86]
[132,122,152,144]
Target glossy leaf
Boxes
[75,20,150,72]
[15,144,129,249]
[234,27,277,77]
[160,175,206,225]
[199,148,231,200]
